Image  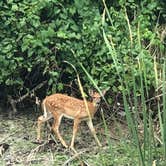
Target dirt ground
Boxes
[0,106,129,166]
[1,107,163,166]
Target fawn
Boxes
[37,90,106,149]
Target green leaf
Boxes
[12,4,18,11]
[57,30,68,39]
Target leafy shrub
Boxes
[0,0,165,105]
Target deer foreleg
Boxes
[37,114,52,142]
[86,120,102,147]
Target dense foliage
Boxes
[0,0,165,105]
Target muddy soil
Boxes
[0,106,165,166]
[0,107,118,166]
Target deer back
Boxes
[43,94,97,119]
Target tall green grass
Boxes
[162,60,166,158]
[102,13,145,166]
[101,1,165,165]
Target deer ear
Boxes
[100,87,109,96]
[88,89,94,97]
[102,89,107,96]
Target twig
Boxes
[154,134,163,145]
[145,92,165,103]
[15,80,47,104]
[26,141,47,164]
[62,150,85,166]
[62,145,109,166]
[8,80,47,112]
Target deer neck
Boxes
[93,97,101,105]
[92,98,101,112]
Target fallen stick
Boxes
[8,80,47,112]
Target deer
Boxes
[36,90,106,149]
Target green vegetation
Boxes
[0,0,165,165]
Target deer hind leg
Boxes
[37,114,52,142]
[70,118,80,149]
[86,120,102,147]
[52,113,68,148]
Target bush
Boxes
[0,0,165,105]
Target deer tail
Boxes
[42,99,47,118]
